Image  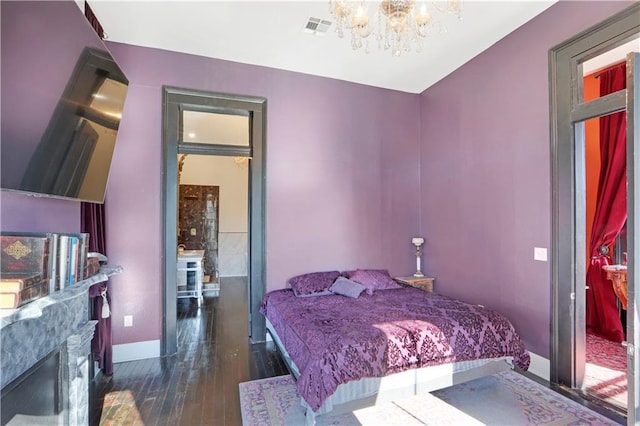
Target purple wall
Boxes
[418,1,634,357]
[104,44,421,344]
[0,191,79,233]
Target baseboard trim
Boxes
[113,340,160,363]
[527,351,550,381]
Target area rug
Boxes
[585,331,627,408]
[239,371,619,425]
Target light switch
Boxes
[190,228,196,236]
[534,247,548,262]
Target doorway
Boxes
[178,182,220,291]
[162,87,267,357]
[178,154,252,294]
[550,3,639,423]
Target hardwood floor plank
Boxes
[142,358,179,426]
[93,277,288,425]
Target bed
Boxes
[260,270,530,424]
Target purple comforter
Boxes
[260,286,530,411]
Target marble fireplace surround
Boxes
[1,266,121,425]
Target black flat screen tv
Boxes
[1,0,129,203]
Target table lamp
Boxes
[412,237,425,277]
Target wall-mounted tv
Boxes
[1,0,129,204]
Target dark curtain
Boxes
[585,62,627,343]
[84,1,105,39]
[82,201,113,375]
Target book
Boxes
[53,232,90,287]
[0,232,91,293]
[0,234,50,278]
[57,235,70,290]
[0,232,58,294]
[0,273,44,292]
[0,280,47,309]
[77,233,89,281]
[47,233,58,294]
[68,236,78,286]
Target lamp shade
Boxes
[412,237,424,245]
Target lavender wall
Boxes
[0,191,79,234]
[104,44,421,345]
[418,1,634,357]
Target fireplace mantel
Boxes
[0,265,122,330]
[1,265,122,425]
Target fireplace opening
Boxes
[1,349,63,425]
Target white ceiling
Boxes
[87,1,559,94]
[583,38,640,76]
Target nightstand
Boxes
[394,276,434,293]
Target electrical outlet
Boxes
[124,315,133,327]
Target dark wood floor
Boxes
[92,277,289,425]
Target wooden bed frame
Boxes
[266,318,516,425]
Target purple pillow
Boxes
[288,270,341,297]
[329,277,366,298]
[343,269,386,279]
[348,269,401,295]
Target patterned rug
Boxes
[585,331,627,408]
[239,371,619,425]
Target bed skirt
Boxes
[266,318,515,424]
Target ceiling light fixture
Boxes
[329,0,462,56]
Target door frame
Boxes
[162,86,267,356]
[550,2,639,421]
[627,51,640,426]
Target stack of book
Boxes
[0,232,94,310]
[0,273,48,309]
[1,234,51,309]
[53,233,90,290]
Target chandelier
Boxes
[329,0,462,56]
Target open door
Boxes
[550,4,640,422]
[626,51,640,425]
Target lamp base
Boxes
[413,271,425,277]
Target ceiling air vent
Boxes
[304,17,331,36]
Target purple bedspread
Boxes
[260,286,530,411]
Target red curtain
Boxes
[585,62,627,343]
[82,200,113,375]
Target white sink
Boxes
[178,249,205,257]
